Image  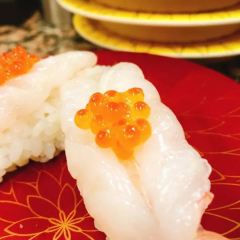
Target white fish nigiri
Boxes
[0,48,96,181]
[61,62,223,240]
[61,66,158,240]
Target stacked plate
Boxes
[58,0,240,58]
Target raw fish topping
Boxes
[0,46,39,84]
[75,88,152,159]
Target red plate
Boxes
[0,51,239,240]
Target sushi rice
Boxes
[0,89,63,181]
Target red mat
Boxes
[0,51,239,240]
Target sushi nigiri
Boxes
[61,62,227,240]
[0,47,96,182]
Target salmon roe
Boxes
[75,88,152,160]
[0,46,39,84]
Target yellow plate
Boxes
[99,21,240,43]
[73,15,240,59]
[89,0,240,14]
[58,0,240,26]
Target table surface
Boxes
[0,12,239,82]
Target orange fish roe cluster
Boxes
[0,46,39,85]
[75,88,152,160]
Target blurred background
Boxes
[0,0,239,81]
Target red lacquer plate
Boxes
[0,51,240,240]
